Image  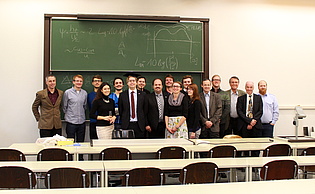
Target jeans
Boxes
[66,122,86,142]
[262,123,274,138]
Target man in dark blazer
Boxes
[199,79,222,138]
[32,75,63,137]
[118,75,146,138]
[145,78,168,138]
[237,81,263,138]
[225,76,246,136]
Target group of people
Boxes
[32,73,279,143]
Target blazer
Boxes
[224,89,246,125]
[236,93,263,131]
[144,91,168,130]
[118,89,146,132]
[32,88,63,129]
[199,91,222,132]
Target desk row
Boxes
[0,156,315,188]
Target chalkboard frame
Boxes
[43,14,209,87]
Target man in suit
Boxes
[145,78,168,138]
[118,75,146,138]
[199,79,222,138]
[210,74,229,138]
[237,81,263,138]
[32,75,63,137]
[225,76,246,136]
[87,75,103,140]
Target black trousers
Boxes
[148,122,165,138]
[127,122,145,138]
[40,128,62,138]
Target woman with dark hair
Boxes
[90,82,116,139]
[187,84,202,139]
[165,81,189,138]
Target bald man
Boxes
[236,81,263,138]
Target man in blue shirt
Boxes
[258,80,279,138]
[63,75,87,145]
[109,77,124,130]
[87,75,102,139]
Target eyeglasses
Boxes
[173,85,181,88]
[212,79,221,81]
[93,80,102,82]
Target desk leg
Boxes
[248,167,252,182]
[104,170,107,187]
[293,148,297,156]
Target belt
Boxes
[262,122,271,125]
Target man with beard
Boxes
[87,75,103,140]
[210,74,229,137]
[145,78,168,138]
[258,80,279,138]
[109,77,124,130]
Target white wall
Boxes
[1,0,315,147]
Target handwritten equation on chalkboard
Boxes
[51,20,203,72]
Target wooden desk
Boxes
[76,144,195,159]
[245,155,315,181]
[92,138,194,146]
[3,179,315,194]
[103,158,250,187]
[191,138,278,158]
[8,143,77,160]
[0,161,105,187]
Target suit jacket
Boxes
[224,89,246,126]
[32,88,63,129]
[118,89,146,132]
[199,91,222,132]
[144,91,168,130]
[236,93,263,137]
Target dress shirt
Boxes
[258,92,279,124]
[204,92,210,118]
[230,90,239,118]
[63,87,87,124]
[155,92,164,122]
[129,89,138,122]
[47,89,59,105]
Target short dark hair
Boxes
[201,78,211,85]
[45,74,56,82]
[92,75,102,82]
[229,76,239,83]
[164,74,174,82]
[137,76,146,82]
[182,75,193,83]
[113,77,124,85]
[152,78,163,85]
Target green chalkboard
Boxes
[54,72,202,94]
[51,19,203,72]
